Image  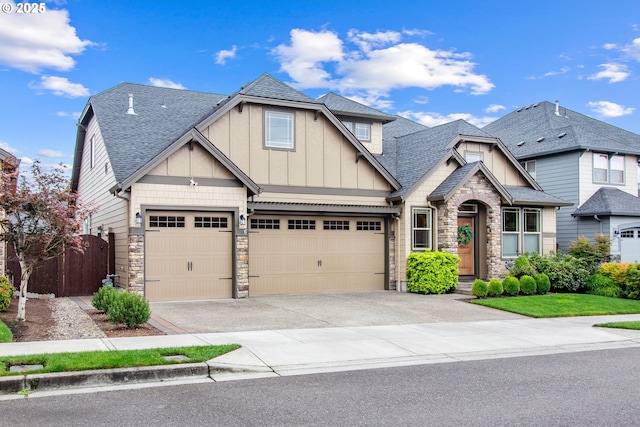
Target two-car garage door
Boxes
[144,212,387,301]
[248,215,386,295]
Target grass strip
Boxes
[594,321,640,330]
[0,321,12,343]
[0,344,239,376]
[470,293,640,318]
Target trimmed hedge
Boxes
[502,276,520,296]
[535,273,551,295]
[0,276,13,312]
[406,251,459,294]
[106,292,151,328]
[472,279,488,298]
[487,278,504,297]
[519,275,537,295]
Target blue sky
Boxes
[1,0,640,170]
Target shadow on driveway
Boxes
[149,291,525,334]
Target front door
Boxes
[457,217,475,276]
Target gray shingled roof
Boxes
[85,83,227,184]
[483,101,640,159]
[387,119,493,199]
[317,92,395,122]
[240,73,320,104]
[572,187,640,217]
[429,162,487,201]
[382,116,429,142]
[504,186,573,206]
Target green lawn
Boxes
[470,293,640,318]
[0,344,239,376]
[594,321,640,330]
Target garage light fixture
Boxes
[135,212,142,225]
[240,214,246,226]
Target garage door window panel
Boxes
[289,219,316,230]
[250,218,280,229]
[149,215,185,228]
[194,216,228,228]
[324,220,349,230]
[357,221,381,231]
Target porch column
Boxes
[235,234,249,298]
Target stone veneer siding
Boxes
[236,234,249,298]
[435,173,503,279]
[128,234,144,294]
[388,234,397,290]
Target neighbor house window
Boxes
[502,208,541,258]
[342,121,371,142]
[521,160,536,180]
[465,152,483,163]
[412,207,432,250]
[594,153,624,184]
[265,110,294,149]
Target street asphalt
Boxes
[1,291,640,397]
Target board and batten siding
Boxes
[200,104,392,192]
[76,116,129,288]
[456,141,530,187]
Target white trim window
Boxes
[465,152,483,163]
[342,121,371,142]
[594,153,624,184]
[502,207,541,258]
[265,110,294,149]
[521,160,536,180]
[412,207,432,250]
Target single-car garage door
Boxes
[145,211,233,301]
[249,215,386,295]
[620,227,640,263]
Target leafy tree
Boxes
[0,161,91,321]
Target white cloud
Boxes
[588,63,630,83]
[30,75,89,97]
[0,2,93,73]
[37,149,66,158]
[413,96,430,105]
[273,28,494,107]
[485,104,505,113]
[587,101,634,117]
[603,43,617,50]
[622,37,640,61]
[20,157,33,166]
[544,66,571,77]
[56,111,81,119]
[148,78,186,89]
[215,45,238,65]
[397,110,497,128]
[0,142,18,155]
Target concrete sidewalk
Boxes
[1,312,640,393]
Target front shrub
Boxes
[520,275,537,295]
[487,278,504,297]
[92,286,118,313]
[585,273,621,298]
[503,276,520,296]
[106,292,151,328]
[0,276,14,312]
[471,279,488,298]
[623,264,640,300]
[599,262,630,286]
[569,234,610,274]
[528,252,590,292]
[406,251,459,294]
[535,273,551,294]
[509,256,537,278]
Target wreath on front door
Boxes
[457,223,473,245]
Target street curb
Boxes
[0,363,210,394]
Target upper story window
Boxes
[465,152,483,163]
[342,121,371,142]
[594,153,624,184]
[265,110,294,149]
[521,160,536,180]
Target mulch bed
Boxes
[0,297,164,342]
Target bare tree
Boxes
[0,161,91,321]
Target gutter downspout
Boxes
[594,215,603,234]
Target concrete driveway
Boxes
[149,291,525,334]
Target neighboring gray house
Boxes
[484,101,640,262]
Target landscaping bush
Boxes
[569,234,610,274]
[585,273,621,298]
[502,276,520,296]
[519,275,537,295]
[0,320,12,343]
[471,279,488,298]
[528,252,590,292]
[487,278,504,297]
[406,251,459,294]
[623,264,640,300]
[599,262,630,286]
[535,273,551,295]
[92,285,118,313]
[508,255,537,278]
[0,276,13,312]
[106,292,151,328]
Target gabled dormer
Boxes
[318,92,396,155]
